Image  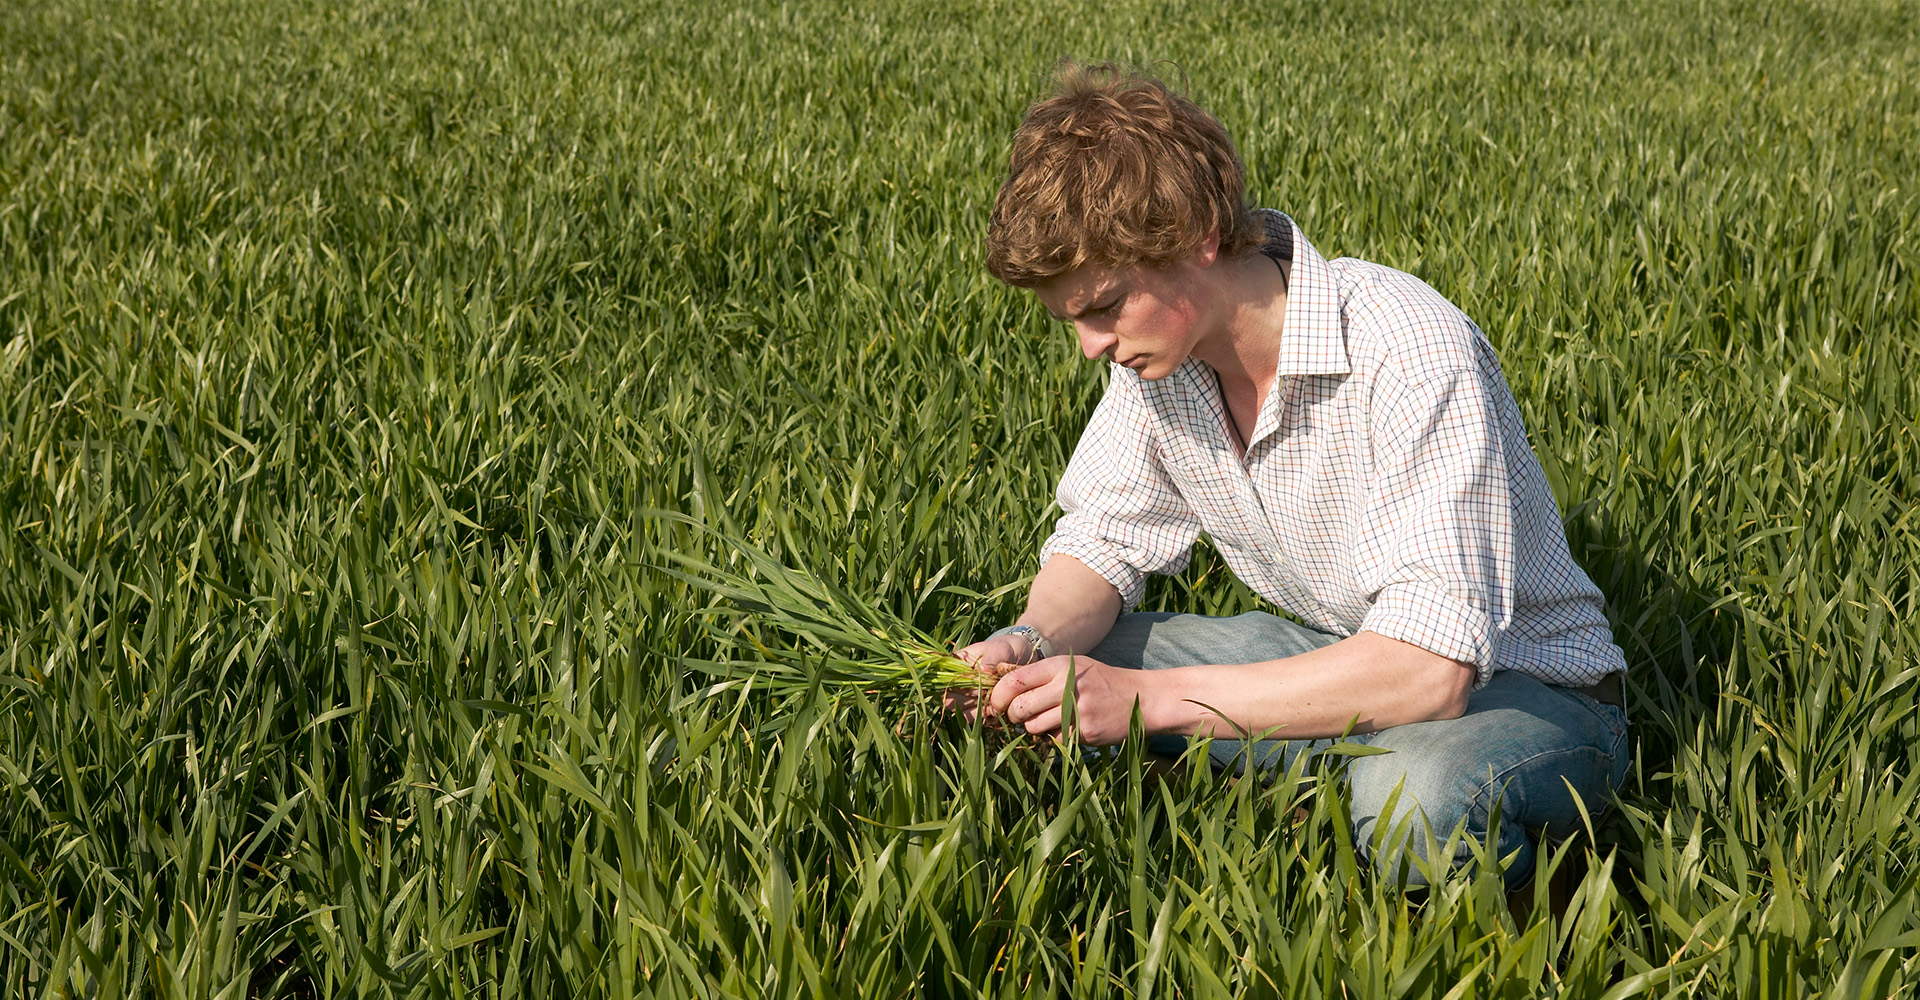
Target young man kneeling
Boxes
[949,63,1630,890]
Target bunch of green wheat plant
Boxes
[650,512,1016,699]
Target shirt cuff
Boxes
[1359,584,1500,686]
[1039,535,1148,608]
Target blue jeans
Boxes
[1089,611,1631,890]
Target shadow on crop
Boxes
[1563,500,1735,912]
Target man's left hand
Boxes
[986,654,1151,745]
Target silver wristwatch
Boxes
[990,624,1053,662]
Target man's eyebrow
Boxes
[1046,288,1120,322]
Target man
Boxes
[950,62,1630,890]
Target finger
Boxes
[1004,678,1068,728]
[1022,705,1063,738]
[985,673,1024,717]
[957,686,1000,722]
[987,660,1056,716]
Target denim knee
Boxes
[1347,754,1533,890]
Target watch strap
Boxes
[989,624,1053,662]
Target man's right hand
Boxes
[962,633,1037,672]
[936,556,1125,723]
[941,633,1035,721]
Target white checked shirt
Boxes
[1040,211,1627,687]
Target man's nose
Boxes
[1077,326,1116,361]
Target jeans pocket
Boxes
[1550,686,1631,791]
[1556,685,1627,736]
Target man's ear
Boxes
[1195,230,1221,267]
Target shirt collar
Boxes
[1262,210,1350,377]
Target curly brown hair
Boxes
[984,61,1264,287]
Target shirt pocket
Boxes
[1159,446,1253,534]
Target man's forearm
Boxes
[1014,554,1123,660]
[1138,631,1476,741]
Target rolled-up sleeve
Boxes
[1357,367,1515,685]
[1039,369,1201,608]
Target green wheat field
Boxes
[4,0,1918,996]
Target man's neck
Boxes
[1192,252,1289,400]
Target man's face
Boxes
[1034,257,1214,381]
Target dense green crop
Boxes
[3,0,1917,995]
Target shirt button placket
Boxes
[1243,377,1326,621]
